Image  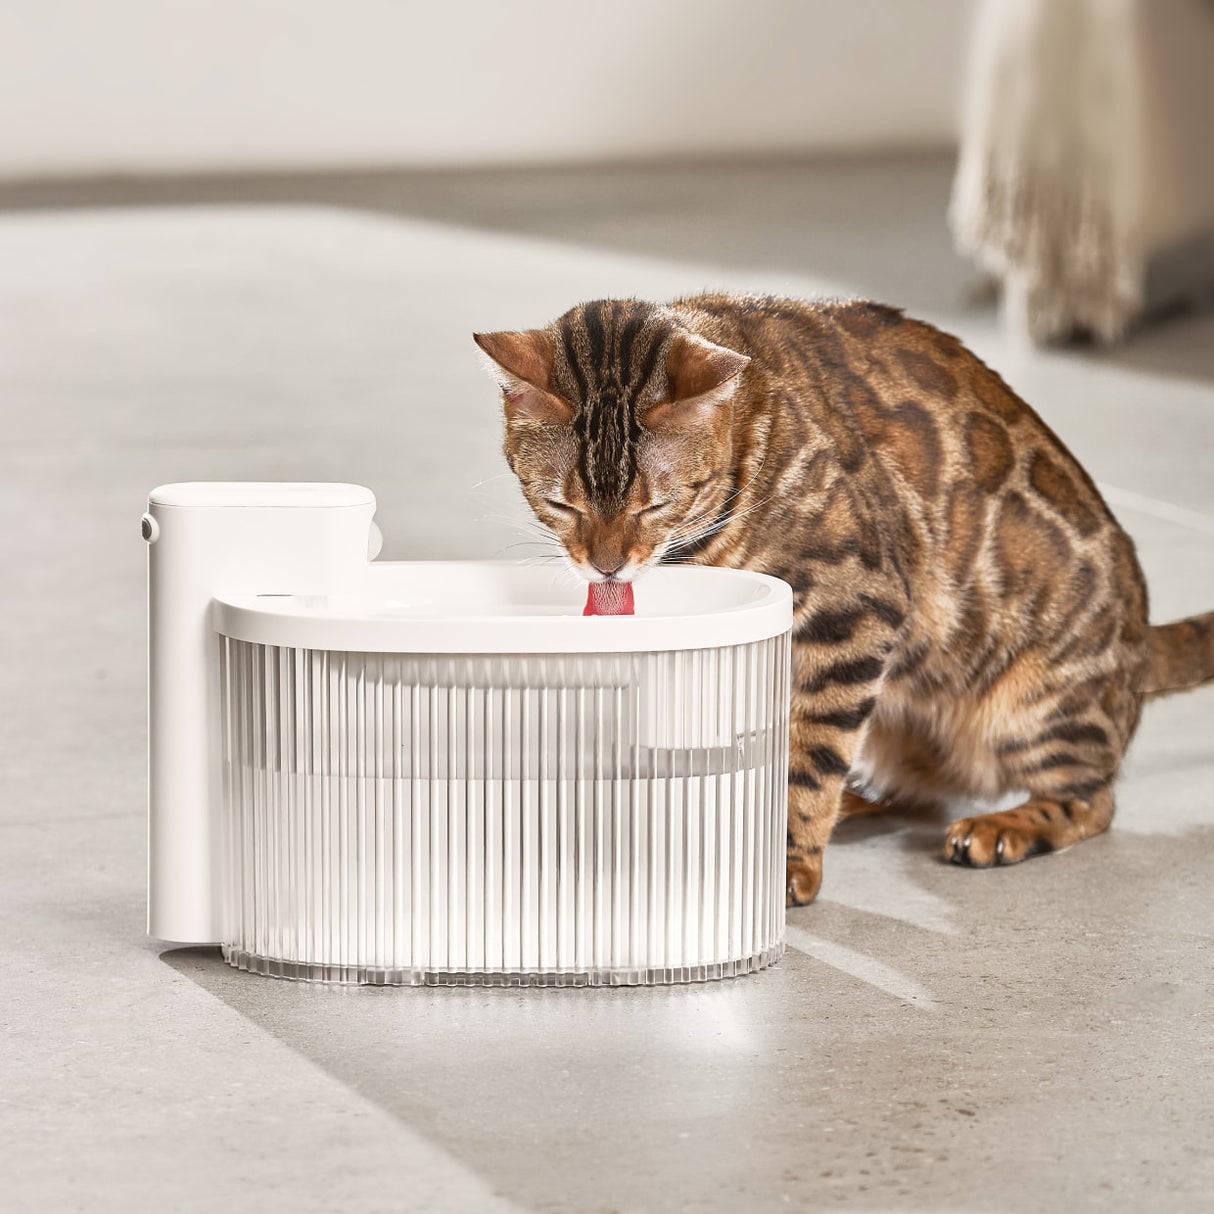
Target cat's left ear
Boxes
[473,330,573,427]
[644,334,749,430]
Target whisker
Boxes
[667,490,773,542]
[664,492,774,555]
[663,451,772,546]
[468,471,516,491]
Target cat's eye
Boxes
[638,500,674,518]
[543,498,579,516]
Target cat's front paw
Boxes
[786,852,823,906]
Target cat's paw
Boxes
[786,852,823,906]
[943,811,1049,868]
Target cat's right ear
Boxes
[473,330,573,427]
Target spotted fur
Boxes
[475,295,1214,905]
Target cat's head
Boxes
[474,299,748,582]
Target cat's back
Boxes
[675,292,1108,522]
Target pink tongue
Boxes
[583,581,635,616]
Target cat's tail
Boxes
[1142,612,1214,696]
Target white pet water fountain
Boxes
[145,484,792,985]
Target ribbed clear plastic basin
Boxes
[214,563,792,986]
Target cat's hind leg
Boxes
[944,785,1115,866]
[927,621,1145,866]
[943,687,1129,866]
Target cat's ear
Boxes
[644,334,749,430]
[474,330,573,427]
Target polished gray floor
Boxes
[2,157,1212,1213]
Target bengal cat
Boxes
[474,295,1214,906]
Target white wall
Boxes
[0,0,969,179]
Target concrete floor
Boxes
[2,156,1212,1213]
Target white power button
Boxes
[141,513,159,543]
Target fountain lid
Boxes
[212,561,792,654]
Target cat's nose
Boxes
[592,561,625,579]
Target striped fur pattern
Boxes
[475,296,1214,906]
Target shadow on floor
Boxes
[158,819,1214,1211]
